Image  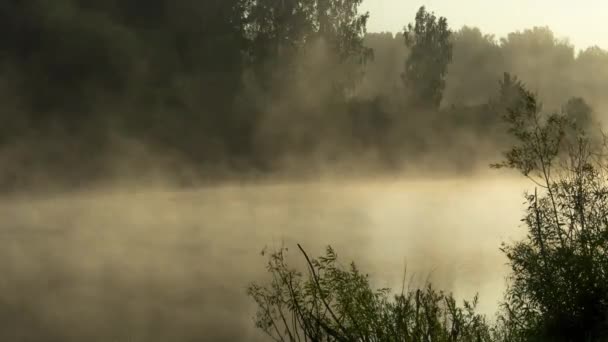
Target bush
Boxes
[247,245,493,342]
[492,75,608,341]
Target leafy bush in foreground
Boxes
[247,245,493,342]
[492,74,608,342]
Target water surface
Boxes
[0,176,526,341]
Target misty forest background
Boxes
[1,0,607,189]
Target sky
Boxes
[361,0,608,51]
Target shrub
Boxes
[492,74,608,341]
[247,245,493,342]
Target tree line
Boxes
[0,1,606,187]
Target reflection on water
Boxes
[0,176,526,341]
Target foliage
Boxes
[443,27,503,106]
[245,0,372,95]
[563,97,595,134]
[3,2,608,186]
[402,6,453,109]
[248,244,493,342]
[492,75,608,341]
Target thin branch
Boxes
[297,244,351,341]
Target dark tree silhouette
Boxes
[402,6,453,109]
[1,2,608,187]
[493,75,608,342]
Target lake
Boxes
[0,175,527,341]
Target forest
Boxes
[1,0,606,189]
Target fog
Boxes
[2,2,606,340]
[0,174,526,341]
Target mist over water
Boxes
[0,175,525,341]
[1,1,606,340]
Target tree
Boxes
[244,0,372,92]
[443,26,504,106]
[315,0,371,63]
[492,75,608,341]
[499,27,575,110]
[402,6,453,109]
[0,0,139,117]
[564,97,594,132]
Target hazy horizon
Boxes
[362,0,608,51]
